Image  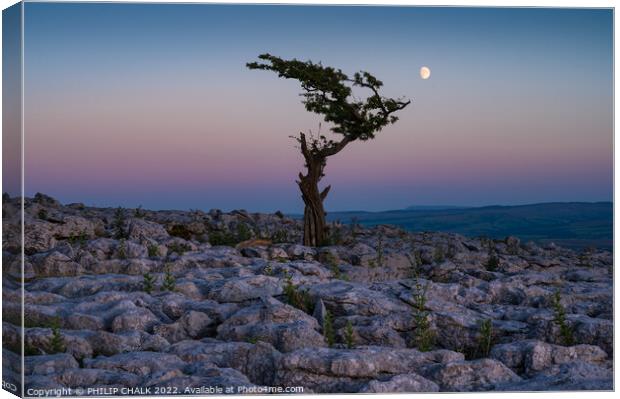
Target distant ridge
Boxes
[326,202,612,251]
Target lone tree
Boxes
[247,54,411,246]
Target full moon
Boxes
[420,66,431,80]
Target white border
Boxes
[0,1,616,399]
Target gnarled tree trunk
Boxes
[298,154,330,247]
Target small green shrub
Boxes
[577,252,592,267]
[323,309,335,347]
[283,273,313,314]
[477,319,494,358]
[350,217,360,237]
[433,245,445,263]
[344,320,355,349]
[68,231,88,248]
[168,241,191,255]
[169,224,192,240]
[49,318,65,354]
[551,290,575,346]
[37,209,48,220]
[485,250,500,272]
[271,229,289,244]
[446,243,457,259]
[134,205,146,218]
[113,207,127,239]
[375,235,385,266]
[162,267,176,291]
[236,223,253,242]
[408,252,434,352]
[143,272,155,294]
[324,253,341,279]
[117,239,127,259]
[147,244,160,258]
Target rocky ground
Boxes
[2,193,614,394]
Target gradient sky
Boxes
[17,3,613,212]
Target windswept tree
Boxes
[247,54,411,247]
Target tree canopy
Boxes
[246,53,411,145]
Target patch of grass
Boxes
[282,273,314,314]
[162,266,176,292]
[408,253,435,352]
[477,319,494,358]
[551,289,575,346]
[168,241,191,256]
[271,229,289,244]
[143,271,155,294]
[68,231,88,248]
[433,245,445,263]
[113,207,128,239]
[134,205,146,218]
[236,223,253,242]
[169,224,192,240]
[37,209,48,220]
[485,250,500,272]
[147,244,160,258]
[375,235,385,266]
[323,309,335,348]
[577,252,592,268]
[344,320,354,349]
[117,239,127,259]
[49,317,65,354]
[324,253,341,279]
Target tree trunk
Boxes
[298,155,330,247]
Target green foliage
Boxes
[236,223,253,242]
[168,241,191,256]
[271,229,289,244]
[246,336,260,344]
[324,253,341,279]
[283,273,313,314]
[37,209,48,220]
[263,263,274,276]
[68,231,88,248]
[408,252,434,352]
[344,320,355,349]
[162,267,176,292]
[134,205,146,218]
[350,217,360,237]
[446,243,457,259]
[433,245,445,263]
[247,54,410,141]
[485,250,500,272]
[324,224,345,246]
[209,223,254,246]
[323,309,335,347]
[117,239,127,260]
[551,290,575,346]
[143,272,155,294]
[49,317,65,354]
[477,319,494,358]
[147,244,160,258]
[113,207,128,239]
[577,252,592,268]
[169,224,192,240]
[209,230,236,246]
[375,235,385,267]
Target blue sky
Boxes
[6,3,613,211]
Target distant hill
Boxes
[326,202,613,251]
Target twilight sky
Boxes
[18,3,613,212]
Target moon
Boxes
[420,66,431,80]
